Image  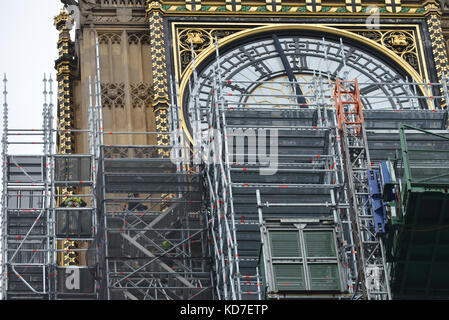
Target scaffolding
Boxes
[334,78,391,300]
[185,36,449,300]
[2,33,449,300]
[0,72,101,299]
[90,35,213,299]
[1,36,214,300]
[0,74,53,299]
[192,40,358,300]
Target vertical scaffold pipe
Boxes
[1,74,8,300]
[95,38,104,147]
[48,74,57,298]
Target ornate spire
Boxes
[54,7,73,31]
[54,7,76,156]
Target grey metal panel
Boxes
[57,268,95,294]
[7,211,47,236]
[367,131,449,163]
[104,173,201,193]
[55,156,91,182]
[7,266,46,293]
[364,110,448,130]
[225,109,318,127]
[104,159,178,174]
[7,156,45,183]
[7,190,43,209]
[56,210,93,237]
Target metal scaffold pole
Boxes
[47,74,56,299]
[1,74,9,300]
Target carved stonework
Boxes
[101,83,125,108]
[128,33,151,45]
[96,0,146,7]
[131,82,154,108]
[103,146,159,158]
[103,146,130,159]
[98,33,122,45]
[134,147,159,158]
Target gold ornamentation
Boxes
[186,32,205,45]
[306,0,322,13]
[427,14,449,106]
[155,107,171,156]
[54,8,73,30]
[147,0,162,11]
[186,0,202,11]
[385,0,401,13]
[55,7,75,155]
[226,0,242,11]
[266,0,281,12]
[383,31,415,53]
[177,27,245,76]
[352,29,420,74]
[345,0,362,13]
[149,10,170,109]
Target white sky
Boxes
[0,0,65,154]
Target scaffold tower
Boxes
[2,30,449,300]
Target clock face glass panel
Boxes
[184,33,421,134]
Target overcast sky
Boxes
[0,0,64,154]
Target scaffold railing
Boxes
[90,36,213,300]
[184,36,449,301]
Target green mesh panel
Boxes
[304,231,336,258]
[308,264,340,291]
[269,231,301,258]
[273,264,306,291]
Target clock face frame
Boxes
[182,29,425,136]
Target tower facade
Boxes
[2,0,449,301]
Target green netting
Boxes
[269,231,301,258]
[303,231,336,258]
[273,264,306,291]
[400,126,449,186]
[308,264,340,291]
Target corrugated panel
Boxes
[269,231,301,258]
[273,264,305,291]
[308,264,340,291]
[304,231,336,258]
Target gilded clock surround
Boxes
[144,0,448,144]
[174,23,428,142]
[173,23,428,83]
